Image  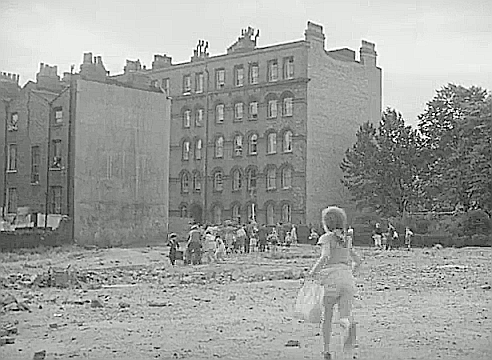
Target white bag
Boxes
[293,279,324,323]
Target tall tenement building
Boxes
[1,56,171,245]
[124,21,381,226]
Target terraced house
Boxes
[128,21,381,226]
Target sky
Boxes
[1,0,491,126]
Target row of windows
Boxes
[182,130,293,160]
[181,96,294,128]
[179,202,292,225]
[7,142,62,183]
[180,165,293,193]
[6,186,61,214]
[7,109,64,132]
[176,56,295,95]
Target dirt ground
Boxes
[1,244,491,360]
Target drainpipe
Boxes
[44,100,53,229]
[2,99,10,219]
[203,65,210,223]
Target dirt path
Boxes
[1,246,491,360]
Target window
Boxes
[283,97,293,116]
[183,75,191,94]
[195,139,202,160]
[267,167,276,190]
[196,73,204,93]
[248,134,258,155]
[50,186,62,214]
[180,204,188,218]
[8,112,18,131]
[234,102,244,120]
[283,57,294,79]
[282,204,292,223]
[7,144,17,171]
[250,63,259,84]
[182,141,190,160]
[193,172,201,191]
[232,169,242,191]
[31,146,40,184]
[51,140,62,169]
[283,130,293,152]
[183,110,191,128]
[213,206,222,223]
[247,168,257,190]
[233,134,243,156]
[267,204,275,225]
[235,66,244,87]
[6,188,17,214]
[268,60,278,82]
[54,108,63,124]
[267,133,277,154]
[181,173,190,193]
[267,100,277,118]
[232,204,241,222]
[215,136,224,158]
[282,167,292,189]
[214,171,223,192]
[216,104,224,123]
[216,69,225,89]
[195,108,204,127]
[249,101,258,119]
[162,78,170,94]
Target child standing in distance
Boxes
[405,227,414,251]
[308,206,362,360]
[215,235,226,262]
[168,233,180,267]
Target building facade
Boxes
[1,56,171,245]
[135,21,381,226]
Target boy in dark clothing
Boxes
[168,233,180,266]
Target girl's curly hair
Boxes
[321,206,348,246]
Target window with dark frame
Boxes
[183,75,192,94]
[268,60,278,82]
[182,141,190,160]
[54,108,63,124]
[215,136,224,158]
[267,133,277,154]
[180,205,188,218]
[267,167,276,190]
[214,171,223,192]
[216,104,224,123]
[235,66,244,87]
[247,168,257,190]
[216,69,225,89]
[50,186,62,214]
[7,144,17,171]
[7,187,17,214]
[195,108,204,127]
[283,130,293,152]
[234,102,244,120]
[283,57,294,79]
[283,97,293,116]
[282,167,292,189]
[31,146,40,184]
[181,173,190,193]
[193,172,201,192]
[232,169,242,191]
[267,100,278,118]
[8,112,18,131]
[234,134,243,156]
[249,101,258,119]
[195,139,202,160]
[162,78,170,94]
[196,72,204,93]
[183,110,191,128]
[249,134,258,155]
[250,63,259,84]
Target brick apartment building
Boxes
[116,21,381,226]
[1,56,171,245]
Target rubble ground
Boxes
[1,244,491,360]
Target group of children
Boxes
[372,222,414,250]
[167,222,299,266]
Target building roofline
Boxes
[77,77,165,94]
[145,39,308,74]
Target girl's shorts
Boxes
[320,266,356,300]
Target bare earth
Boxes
[1,245,491,360]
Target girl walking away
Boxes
[215,235,226,262]
[308,206,362,360]
[168,233,180,267]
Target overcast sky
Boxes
[1,0,491,126]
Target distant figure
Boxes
[168,233,180,266]
[373,223,383,249]
[258,225,268,252]
[186,225,202,265]
[291,224,298,245]
[347,226,354,245]
[405,227,414,251]
[215,235,226,262]
[309,228,319,244]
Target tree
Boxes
[417,84,491,212]
[341,108,423,218]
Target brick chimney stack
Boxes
[360,40,377,67]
